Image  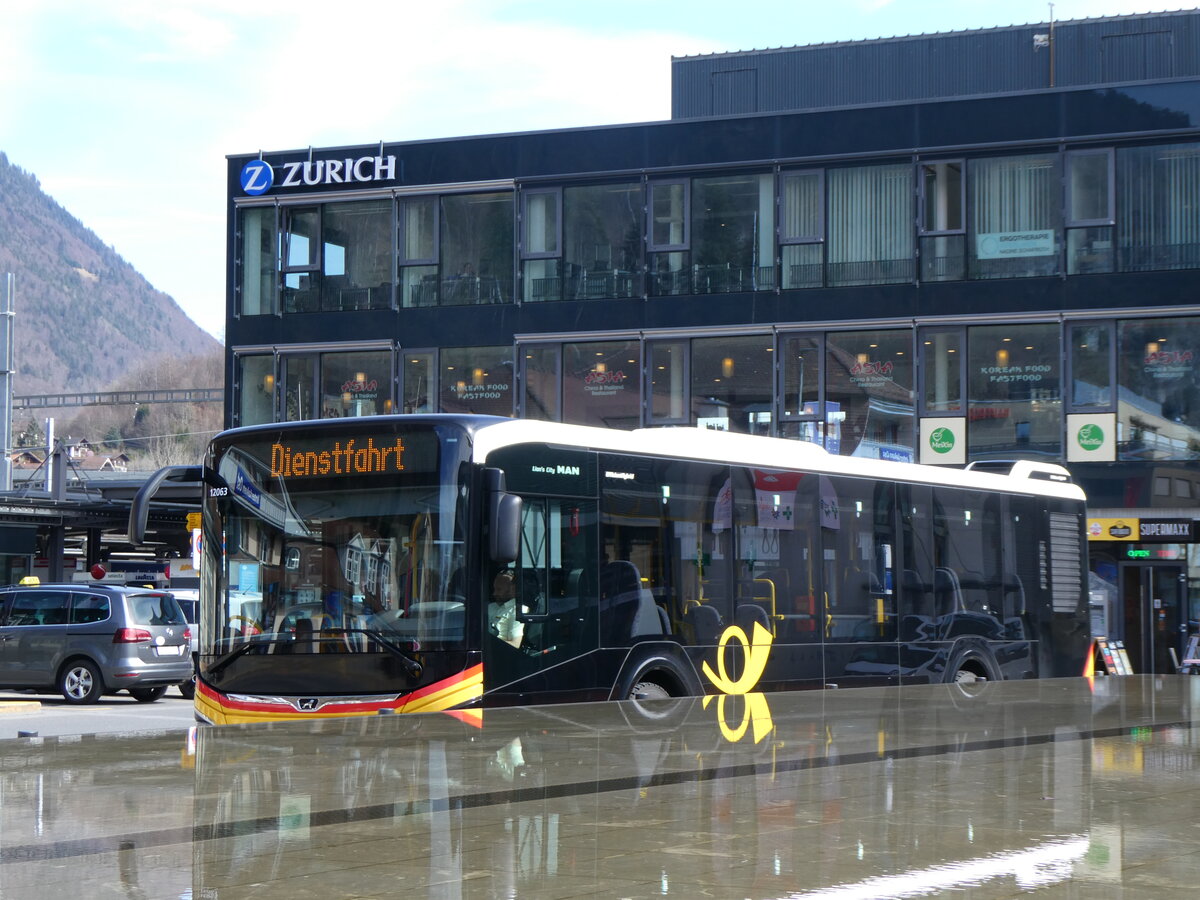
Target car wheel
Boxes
[59,660,104,704]
[129,686,168,703]
[178,678,195,700]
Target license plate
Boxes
[155,645,183,656]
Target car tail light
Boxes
[113,628,152,644]
[183,627,192,642]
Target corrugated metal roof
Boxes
[672,9,1200,118]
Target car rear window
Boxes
[72,594,111,624]
[127,593,187,626]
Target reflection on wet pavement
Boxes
[2,675,1199,897]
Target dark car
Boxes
[0,583,193,703]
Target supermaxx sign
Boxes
[241,156,398,196]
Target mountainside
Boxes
[0,151,221,398]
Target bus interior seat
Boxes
[934,567,963,612]
[631,588,664,637]
[685,603,722,644]
[735,602,771,634]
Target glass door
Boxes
[1120,563,1186,674]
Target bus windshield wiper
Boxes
[350,629,423,678]
[207,638,270,677]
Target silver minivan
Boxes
[0,583,193,703]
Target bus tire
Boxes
[610,643,703,701]
[943,644,999,685]
[629,680,671,700]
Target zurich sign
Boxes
[240,160,274,196]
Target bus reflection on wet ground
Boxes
[2,676,1199,898]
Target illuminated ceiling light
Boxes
[722,357,735,377]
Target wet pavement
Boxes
[1,675,1198,898]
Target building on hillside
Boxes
[224,9,1200,675]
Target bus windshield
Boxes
[204,423,472,659]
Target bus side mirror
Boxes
[490,494,522,563]
[485,468,521,563]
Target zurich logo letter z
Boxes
[240,160,274,196]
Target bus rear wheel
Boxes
[628,681,670,700]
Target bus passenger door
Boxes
[484,497,599,699]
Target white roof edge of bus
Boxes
[468,420,1086,501]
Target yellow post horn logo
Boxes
[701,621,773,694]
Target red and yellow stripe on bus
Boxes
[195,663,483,725]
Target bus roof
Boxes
[468,418,1086,502]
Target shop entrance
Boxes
[1119,562,1187,674]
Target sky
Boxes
[2,0,1197,341]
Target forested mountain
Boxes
[0,151,220,397]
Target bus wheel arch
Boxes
[610,643,703,701]
[943,642,1000,685]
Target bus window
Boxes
[820,476,896,643]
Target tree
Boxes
[15,418,44,449]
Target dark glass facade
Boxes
[226,72,1200,675]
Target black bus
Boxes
[190,415,1089,724]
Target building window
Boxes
[691,335,775,435]
[562,340,641,429]
[398,192,515,306]
[969,154,1061,280]
[521,189,562,302]
[281,201,392,312]
[1117,142,1200,273]
[1117,317,1200,460]
[1066,150,1114,275]
[563,182,642,300]
[320,350,392,419]
[398,196,439,308]
[780,171,824,290]
[647,339,689,425]
[1068,322,1114,410]
[521,344,560,421]
[825,329,914,459]
[919,161,965,282]
[691,173,775,293]
[439,346,514,416]
[967,323,1061,460]
[440,193,514,305]
[778,332,824,445]
[920,328,964,415]
[827,164,914,287]
[238,207,277,316]
[236,355,275,427]
[281,206,320,312]
[648,180,689,296]
[283,355,316,421]
[402,350,436,414]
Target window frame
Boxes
[397,195,440,266]
[645,338,691,426]
[917,326,967,418]
[1066,149,1115,228]
[520,187,563,261]
[280,205,322,274]
[777,331,825,424]
[778,168,825,245]
[1066,319,1116,413]
[647,179,690,252]
[518,342,562,421]
[918,159,966,236]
